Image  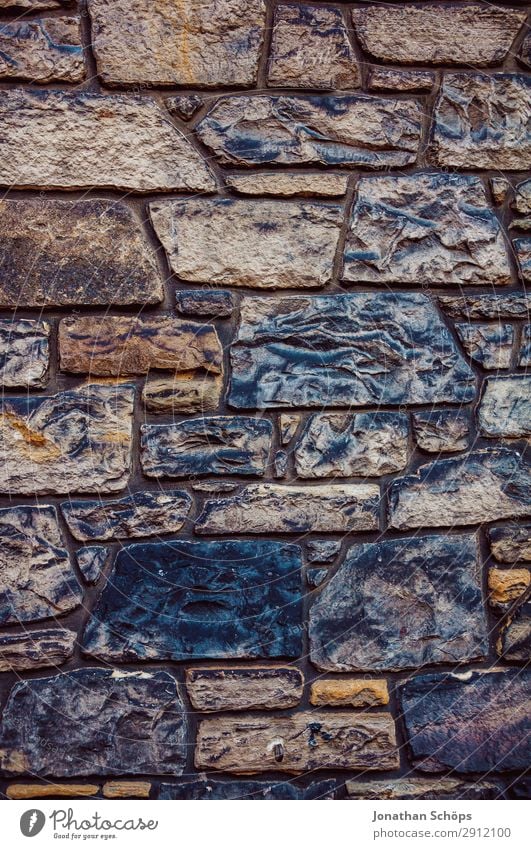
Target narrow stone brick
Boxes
[497,600,531,661]
[477,375,531,438]
[0,17,84,82]
[0,319,50,388]
[0,629,76,672]
[175,290,235,318]
[368,67,434,92]
[186,667,303,712]
[225,172,349,198]
[438,293,531,320]
[310,680,389,709]
[62,491,192,541]
[6,784,100,800]
[103,782,151,799]
[520,325,531,367]
[159,780,337,800]
[142,375,223,415]
[346,779,503,801]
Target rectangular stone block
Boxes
[6,784,100,800]
[225,172,349,198]
[0,17,84,82]
[310,680,389,709]
[142,374,223,414]
[489,524,531,564]
[0,319,49,387]
[0,629,76,672]
[438,293,531,320]
[346,778,504,801]
[478,376,531,437]
[186,667,303,712]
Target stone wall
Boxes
[0,0,529,801]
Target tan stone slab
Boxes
[225,172,349,198]
[310,679,389,708]
[103,781,151,799]
[7,784,99,799]
[186,667,303,712]
[488,568,530,610]
[142,374,223,414]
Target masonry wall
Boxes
[0,0,529,801]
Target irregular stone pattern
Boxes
[185,667,303,711]
[498,601,531,661]
[456,323,513,369]
[514,179,531,215]
[346,779,503,801]
[197,94,421,168]
[0,669,187,777]
[368,68,434,92]
[0,89,215,192]
[438,293,531,320]
[0,629,76,672]
[306,540,341,564]
[488,568,530,613]
[0,319,50,388]
[82,540,303,661]
[489,524,531,564]
[195,712,399,774]
[280,414,301,445]
[0,505,81,626]
[520,325,531,367]
[268,4,360,90]
[87,0,266,87]
[230,293,475,409]
[399,670,531,773]
[390,449,531,530]
[159,780,337,800]
[514,237,531,282]
[225,172,349,197]
[165,94,203,121]
[0,384,133,495]
[142,375,223,414]
[61,491,192,541]
[477,376,531,438]
[0,199,163,307]
[0,17,84,83]
[175,290,235,318]
[310,535,487,672]
[75,546,109,585]
[343,174,510,286]
[196,484,380,534]
[310,680,389,709]
[150,199,342,289]
[412,410,469,454]
[141,417,272,478]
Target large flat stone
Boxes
[61,491,192,542]
[430,73,531,170]
[489,524,531,564]
[150,199,342,289]
[196,94,421,168]
[0,89,215,192]
[195,484,380,534]
[0,199,162,307]
[390,449,531,530]
[0,669,186,777]
[310,534,486,672]
[195,712,399,773]
[0,17,84,82]
[343,174,510,286]
[399,669,531,773]
[82,540,303,661]
[185,667,303,712]
[0,505,81,626]
[0,319,49,387]
[0,384,133,495]
[0,629,76,672]
[141,417,272,478]
[477,376,531,438]
[87,0,266,87]
[229,293,475,409]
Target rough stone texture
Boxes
[368,68,434,92]
[82,540,302,661]
[0,199,163,307]
[430,73,531,170]
[399,669,531,773]
[273,450,288,478]
[280,414,301,445]
[150,199,342,289]
[514,237,531,282]
[165,94,204,121]
[0,319,50,388]
[520,31,531,68]
[514,179,531,215]
[0,17,84,83]
[196,94,422,168]
[0,89,215,192]
[87,0,266,87]
[0,384,133,495]
[0,505,81,626]
[195,484,380,535]
[186,667,303,711]
[141,417,272,478]
[456,323,514,369]
[352,5,526,66]
[520,325,531,367]
[412,410,469,454]
[295,412,409,478]
[307,569,328,589]
[195,711,398,774]
[306,540,341,564]
[142,375,223,415]
[0,629,76,672]
[159,779,337,800]
[0,0,70,5]
[491,176,511,206]
[488,568,530,613]
[310,680,389,709]
[346,779,504,801]
[310,534,486,672]
[489,524,531,564]
[102,782,151,800]
[229,293,475,409]
[225,172,349,197]
[268,4,360,90]
[343,174,510,286]
[75,546,109,585]
[390,449,531,530]
[477,376,531,438]
[175,290,235,318]
[6,784,100,800]
[62,491,192,541]
[0,669,187,777]
[438,292,531,320]
[59,315,222,377]
[498,601,531,661]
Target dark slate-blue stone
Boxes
[159,780,337,800]
[175,289,235,317]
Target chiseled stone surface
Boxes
[6,784,100,800]
[142,375,223,415]
[159,779,337,800]
[489,524,531,564]
[306,540,341,564]
[102,781,151,800]
[0,384,133,495]
[438,292,531,320]
[229,293,475,409]
[268,4,360,90]
[520,31,531,68]
[0,89,215,192]
[59,315,222,377]
[477,376,531,438]
[310,679,389,709]
[141,417,272,478]
[0,199,162,307]
[165,94,204,121]
[195,711,399,773]
[352,4,525,66]
[195,483,380,535]
[430,73,531,170]
[87,0,266,87]
[280,414,301,445]
[520,325,531,367]
[491,176,511,206]
[514,237,531,282]
[346,778,504,801]
[185,667,303,711]
[0,17,83,83]
[0,505,81,626]
[310,534,487,672]
[175,290,235,318]
[295,412,409,478]
[398,669,531,773]
[343,174,510,286]
[82,540,303,661]
[514,179,531,215]
[75,546,109,585]
[488,568,530,613]
[196,94,421,168]
[456,323,513,369]
[498,600,531,661]
[62,491,192,542]
[0,629,76,672]
[412,410,469,454]
[150,198,342,289]
[225,172,349,197]
[0,319,50,388]
[390,449,531,530]
[368,67,434,92]
[0,669,187,777]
